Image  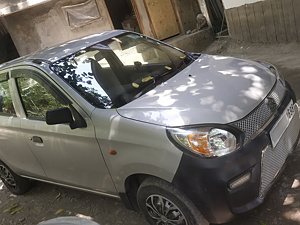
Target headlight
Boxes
[167,127,238,158]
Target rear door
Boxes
[0,71,45,178]
[10,67,117,195]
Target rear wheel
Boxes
[137,177,208,225]
[0,161,32,195]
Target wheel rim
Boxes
[145,194,187,225]
[0,165,17,190]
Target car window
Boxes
[50,33,193,109]
[13,70,68,120]
[0,73,16,116]
[107,36,171,66]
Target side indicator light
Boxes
[108,150,117,155]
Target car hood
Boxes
[117,54,277,126]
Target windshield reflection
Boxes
[50,33,193,108]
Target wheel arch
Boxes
[119,174,167,211]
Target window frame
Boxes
[0,72,17,117]
[11,68,71,121]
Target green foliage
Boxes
[0,81,15,115]
[17,78,67,118]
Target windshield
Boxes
[50,33,193,108]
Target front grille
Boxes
[232,81,286,143]
[260,108,300,197]
[269,80,286,105]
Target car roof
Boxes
[0,30,127,70]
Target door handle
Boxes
[30,136,43,144]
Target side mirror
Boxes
[46,107,87,129]
[46,107,73,125]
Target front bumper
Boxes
[171,85,300,224]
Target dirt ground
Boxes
[1,38,300,225]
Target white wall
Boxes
[0,0,50,16]
[222,0,265,9]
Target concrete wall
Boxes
[2,0,113,56]
[1,0,213,56]
[167,28,214,53]
[224,0,300,43]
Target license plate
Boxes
[270,100,296,147]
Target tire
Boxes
[0,161,32,195]
[137,177,208,225]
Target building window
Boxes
[62,0,102,29]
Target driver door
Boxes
[11,67,117,195]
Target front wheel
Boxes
[137,177,208,225]
[0,161,32,195]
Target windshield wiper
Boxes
[132,57,193,100]
[132,68,175,99]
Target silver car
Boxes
[0,30,299,225]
